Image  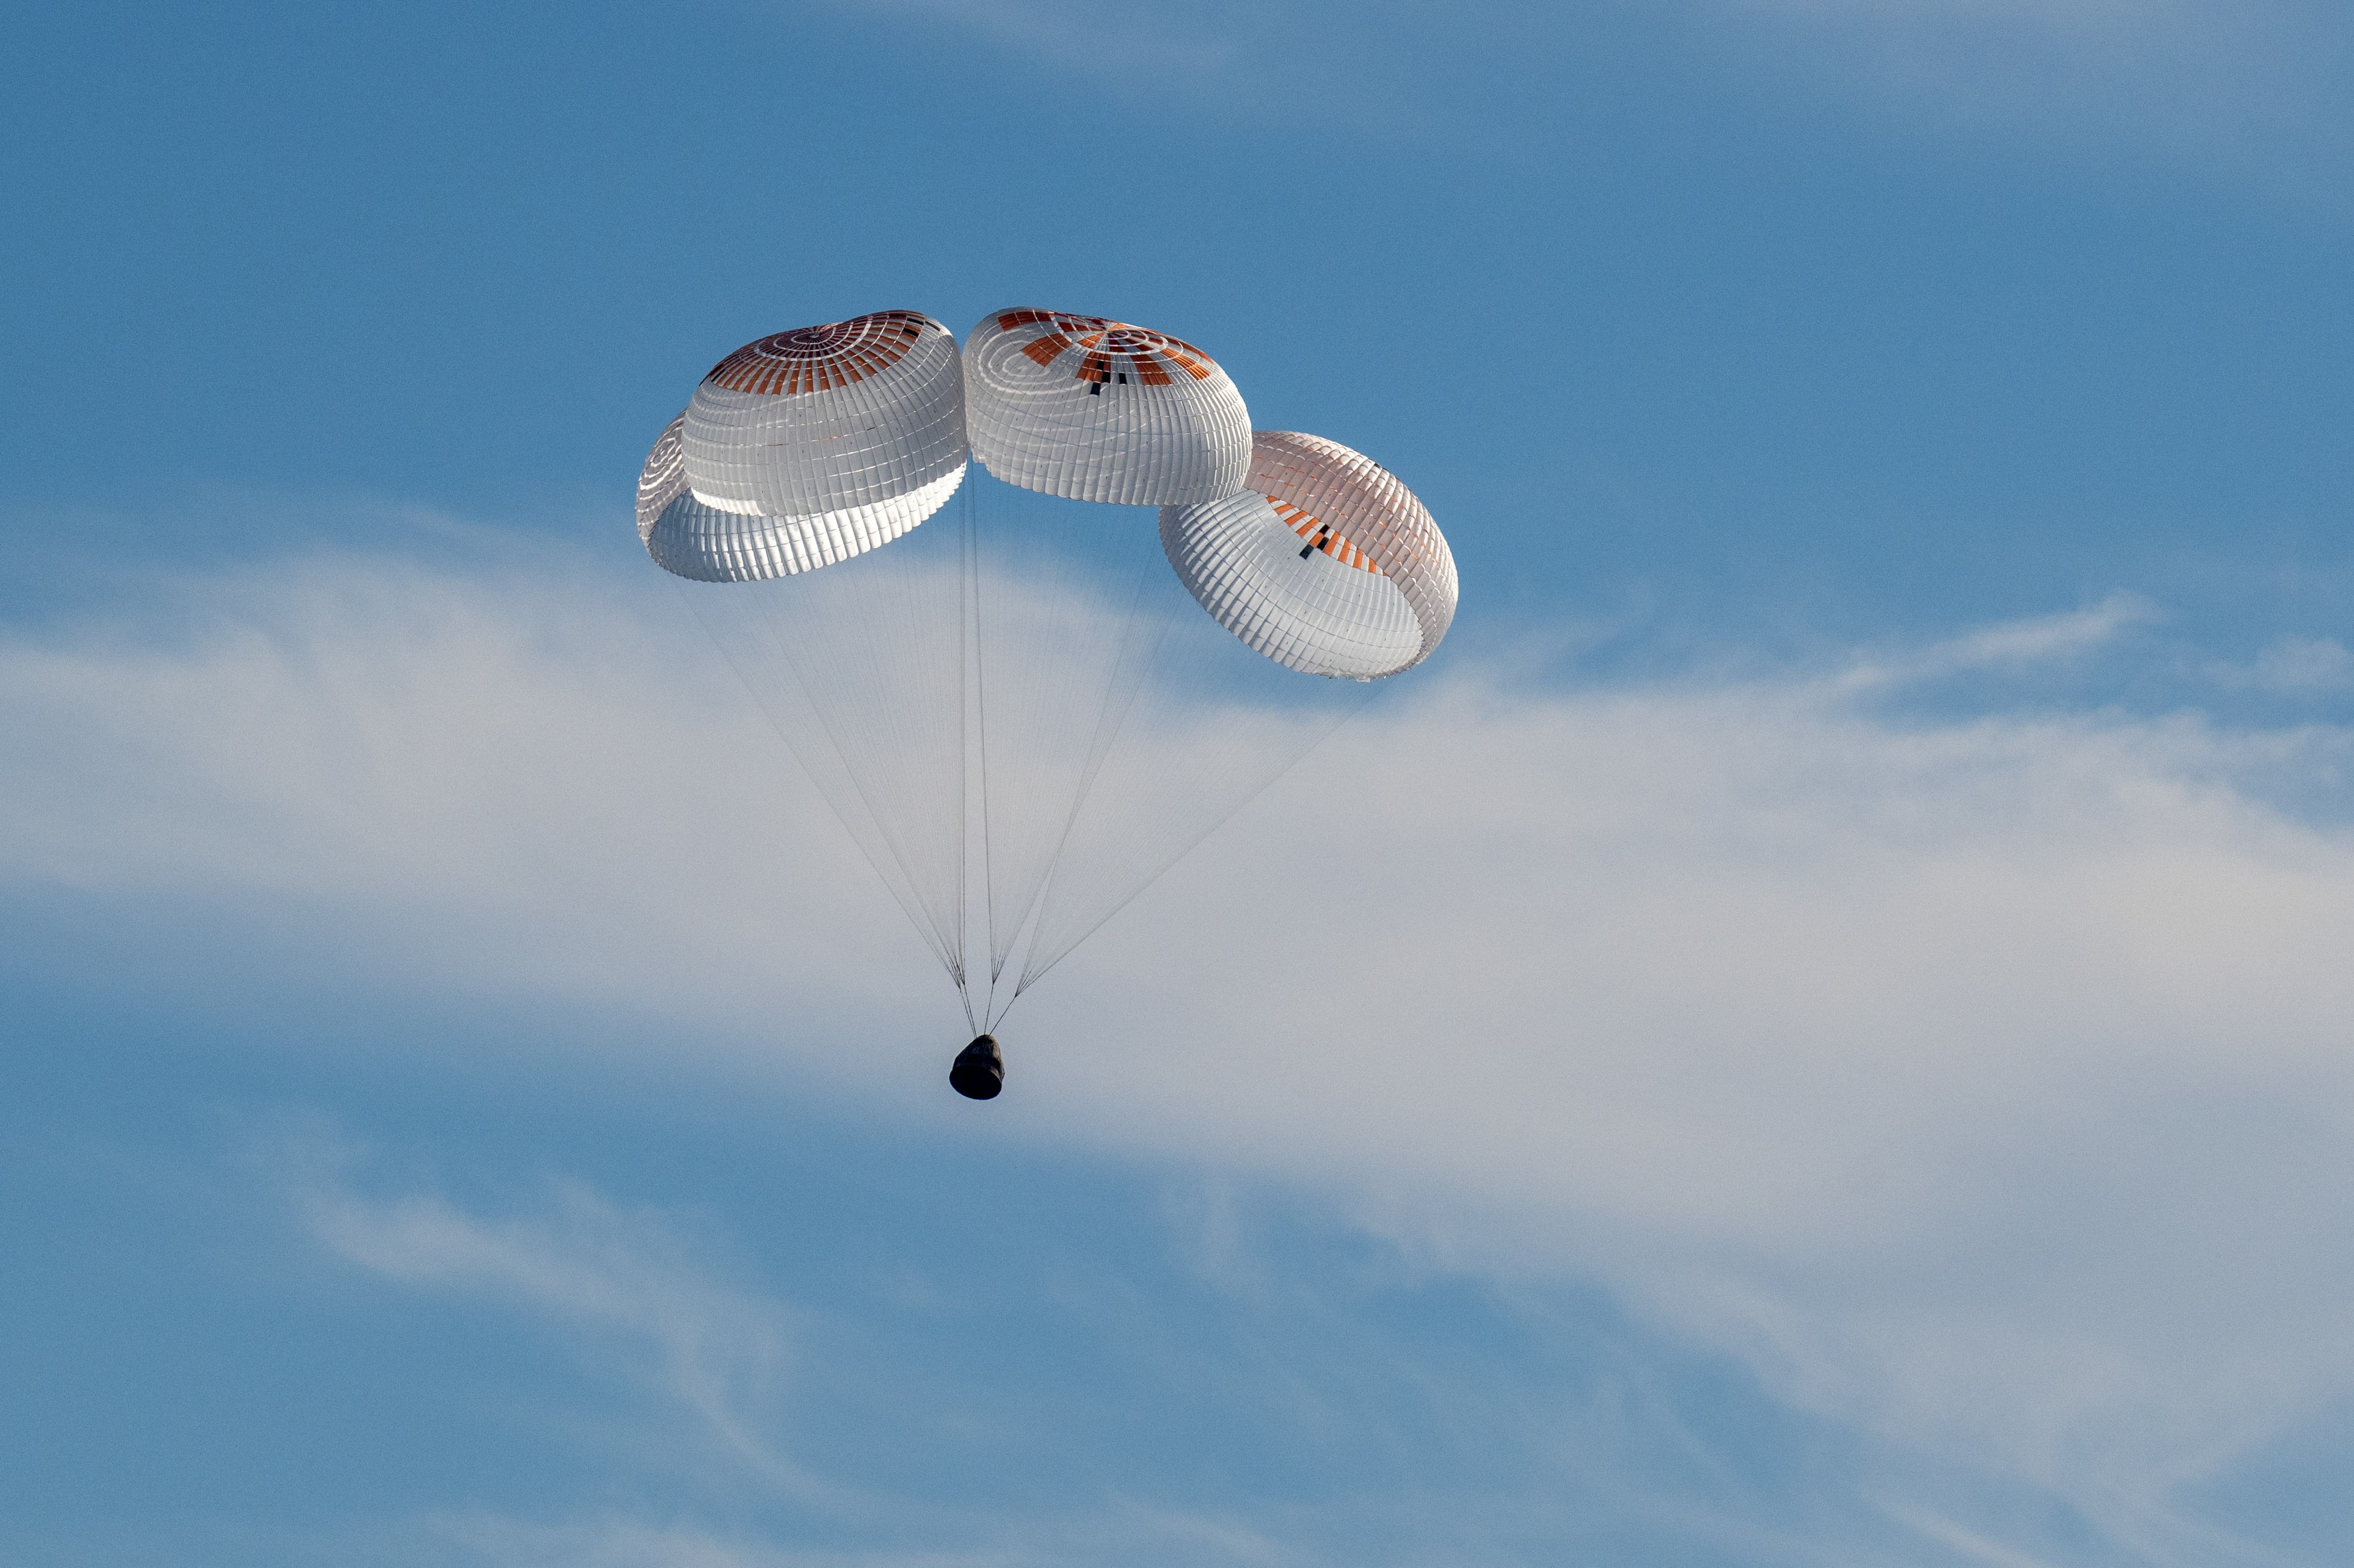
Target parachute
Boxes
[649,312,967,580]
[638,307,1458,1096]
[1160,431,1458,681]
[963,309,1250,504]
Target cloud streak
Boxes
[804,0,2354,172]
[1829,591,2157,693]
[295,1145,826,1503]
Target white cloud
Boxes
[1045,668,2354,1547]
[10,539,2354,1560]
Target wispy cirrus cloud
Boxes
[413,1514,999,1567]
[1705,0,2353,163]
[1829,590,2156,693]
[807,0,2354,168]
[294,1146,826,1503]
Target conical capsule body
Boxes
[950,1034,1004,1100]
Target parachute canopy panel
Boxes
[1159,430,1458,680]
[964,308,1251,507]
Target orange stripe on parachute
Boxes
[1270,498,1382,574]
[1021,332,1072,368]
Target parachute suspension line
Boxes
[967,478,1003,1023]
[813,544,959,983]
[957,483,1193,1033]
[674,578,962,984]
[1004,548,1391,1005]
[993,567,1178,1021]
[1006,686,1374,1003]
[910,507,970,990]
[962,478,996,1033]
[950,480,979,1035]
[789,562,962,982]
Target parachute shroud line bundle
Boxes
[636,306,1460,1095]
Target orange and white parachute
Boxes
[1159,431,1457,680]
[651,310,966,581]
[962,308,1251,506]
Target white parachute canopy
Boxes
[640,308,1440,1037]
[963,308,1251,505]
[1159,430,1458,680]
[659,310,967,581]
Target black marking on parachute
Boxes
[1089,381,1102,395]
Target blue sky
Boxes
[5,2,2354,1564]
